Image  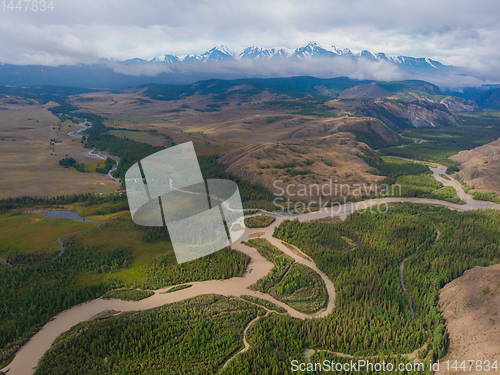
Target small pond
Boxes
[24,210,91,222]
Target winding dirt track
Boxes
[3,165,500,375]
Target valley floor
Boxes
[3,161,500,374]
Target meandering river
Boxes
[68,119,120,182]
[2,165,500,375]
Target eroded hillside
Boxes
[450,137,500,195]
[438,265,500,375]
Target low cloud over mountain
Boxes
[1,42,478,89]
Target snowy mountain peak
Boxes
[239,46,293,60]
[213,45,235,56]
[293,41,344,59]
[191,45,236,62]
[305,41,322,48]
[240,46,269,59]
[122,42,447,71]
[359,50,378,60]
[150,54,180,64]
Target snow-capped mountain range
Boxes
[0,41,462,89]
[114,42,446,70]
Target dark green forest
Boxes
[0,232,249,367]
[4,203,500,374]
[380,117,500,166]
[34,295,263,375]
[246,239,295,295]
[95,157,116,175]
[0,193,127,214]
[58,157,86,172]
[102,288,154,301]
[244,215,276,228]
[219,204,500,374]
[0,246,128,365]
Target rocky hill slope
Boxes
[450,137,500,194]
[438,264,500,375]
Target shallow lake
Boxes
[25,210,92,222]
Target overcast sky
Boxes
[1,0,499,83]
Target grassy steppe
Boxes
[0,101,119,198]
[0,211,97,256]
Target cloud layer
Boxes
[0,0,499,86]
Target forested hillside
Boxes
[221,204,500,374]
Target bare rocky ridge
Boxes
[450,137,500,194]
[440,97,479,112]
[361,100,459,129]
[437,264,500,375]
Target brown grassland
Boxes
[68,89,387,199]
[0,98,119,198]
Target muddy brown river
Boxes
[2,165,500,375]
